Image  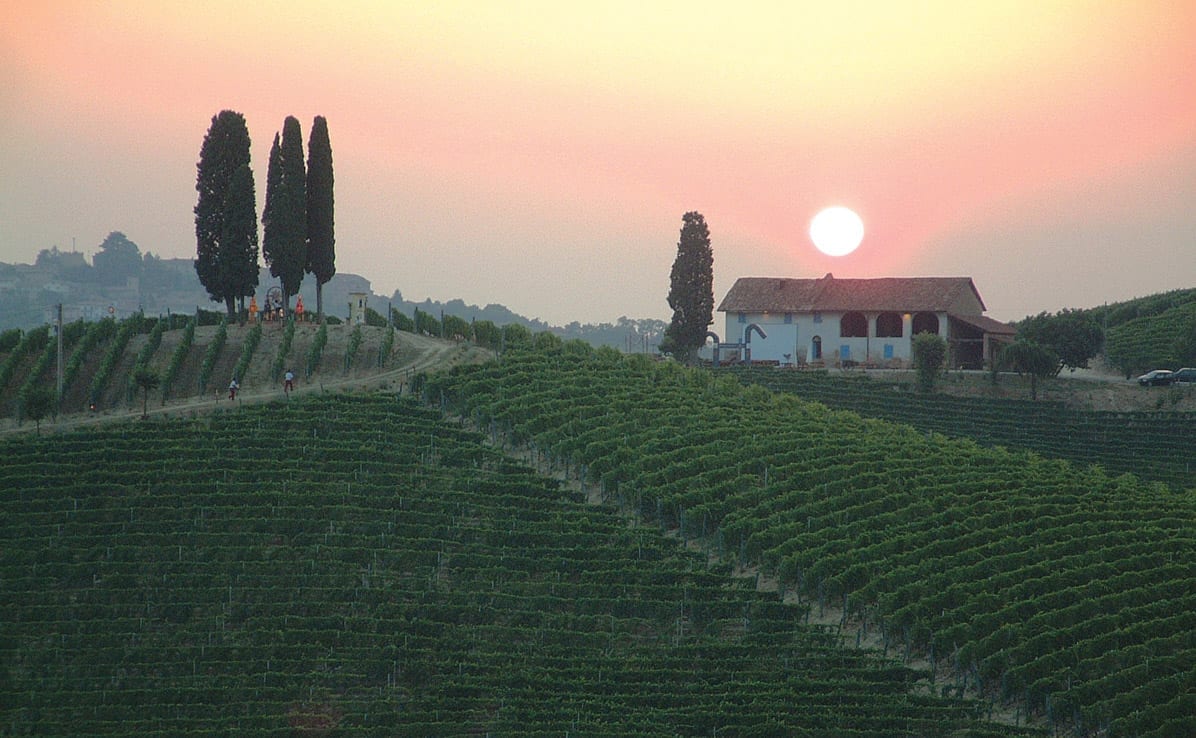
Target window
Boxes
[840,312,867,338]
[813,312,822,324]
[737,312,746,324]
[784,313,792,324]
[876,312,903,338]
[812,335,822,360]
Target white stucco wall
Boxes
[722,310,948,365]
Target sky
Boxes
[2,1,1195,326]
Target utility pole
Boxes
[56,303,64,399]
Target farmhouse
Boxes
[716,273,1014,369]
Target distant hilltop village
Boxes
[0,234,666,349]
[0,238,372,330]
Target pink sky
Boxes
[2,2,1195,324]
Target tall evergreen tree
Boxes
[261,116,306,307]
[305,115,335,321]
[662,211,714,364]
[218,163,260,315]
[194,110,254,315]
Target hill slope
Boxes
[0,393,1039,736]
[427,348,1196,737]
[0,320,489,435]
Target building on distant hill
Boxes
[716,273,1014,369]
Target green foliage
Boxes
[61,318,113,403]
[196,308,225,327]
[19,383,56,431]
[216,163,259,315]
[0,326,48,395]
[92,231,142,286]
[532,330,563,352]
[726,367,1196,490]
[442,313,470,340]
[663,211,714,363]
[911,332,946,392]
[430,350,1196,737]
[0,327,21,353]
[413,308,440,337]
[305,115,335,318]
[1016,309,1102,371]
[262,117,307,303]
[1001,339,1059,400]
[378,326,395,367]
[86,318,137,408]
[19,337,58,420]
[126,318,168,402]
[132,364,160,417]
[232,322,263,384]
[344,324,362,372]
[502,322,532,349]
[472,319,501,349]
[0,394,1045,736]
[270,319,296,381]
[1089,287,1196,328]
[196,319,228,394]
[305,322,328,377]
[160,317,197,403]
[391,307,415,332]
[194,110,254,309]
[1104,302,1196,377]
[363,306,387,327]
[1173,311,1196,367]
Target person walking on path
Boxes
[228,377,239,401]
[284,369,295,395]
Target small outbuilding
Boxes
[717,273,1014,369]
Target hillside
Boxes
[723,366,1196,491]
[0,319,490,435]
[0,392,1042,736]
[427,348,1196,737]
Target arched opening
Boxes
[811,335,822,360]
[876,312,903,338]
[840,312,867,338]
[912,312,940,335]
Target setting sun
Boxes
[809,206,865,257]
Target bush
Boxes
[912,332,947,393]
[391,308,415,333]
[364,307,388,328]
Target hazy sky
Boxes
[3,2,1194,325]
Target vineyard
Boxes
[721,366,1196,491]
[426,346,1196,737]
[0,393,1043,736]
[0,312,481,432]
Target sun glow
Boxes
[809,207,865,256]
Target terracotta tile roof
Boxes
[952,313,1017,336]
[717,274,987,314]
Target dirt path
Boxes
[1,332,491,436]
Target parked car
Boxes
[1137,369,1175,386]
[1171,368,1196,383]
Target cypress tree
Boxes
[218,163,259,316]
[662,211,715,364]
[194,110,253,315]
[261,116,306,307]
[305,115,335,321]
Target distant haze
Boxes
[2,3,1194,325]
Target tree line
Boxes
[193,110,336,321]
